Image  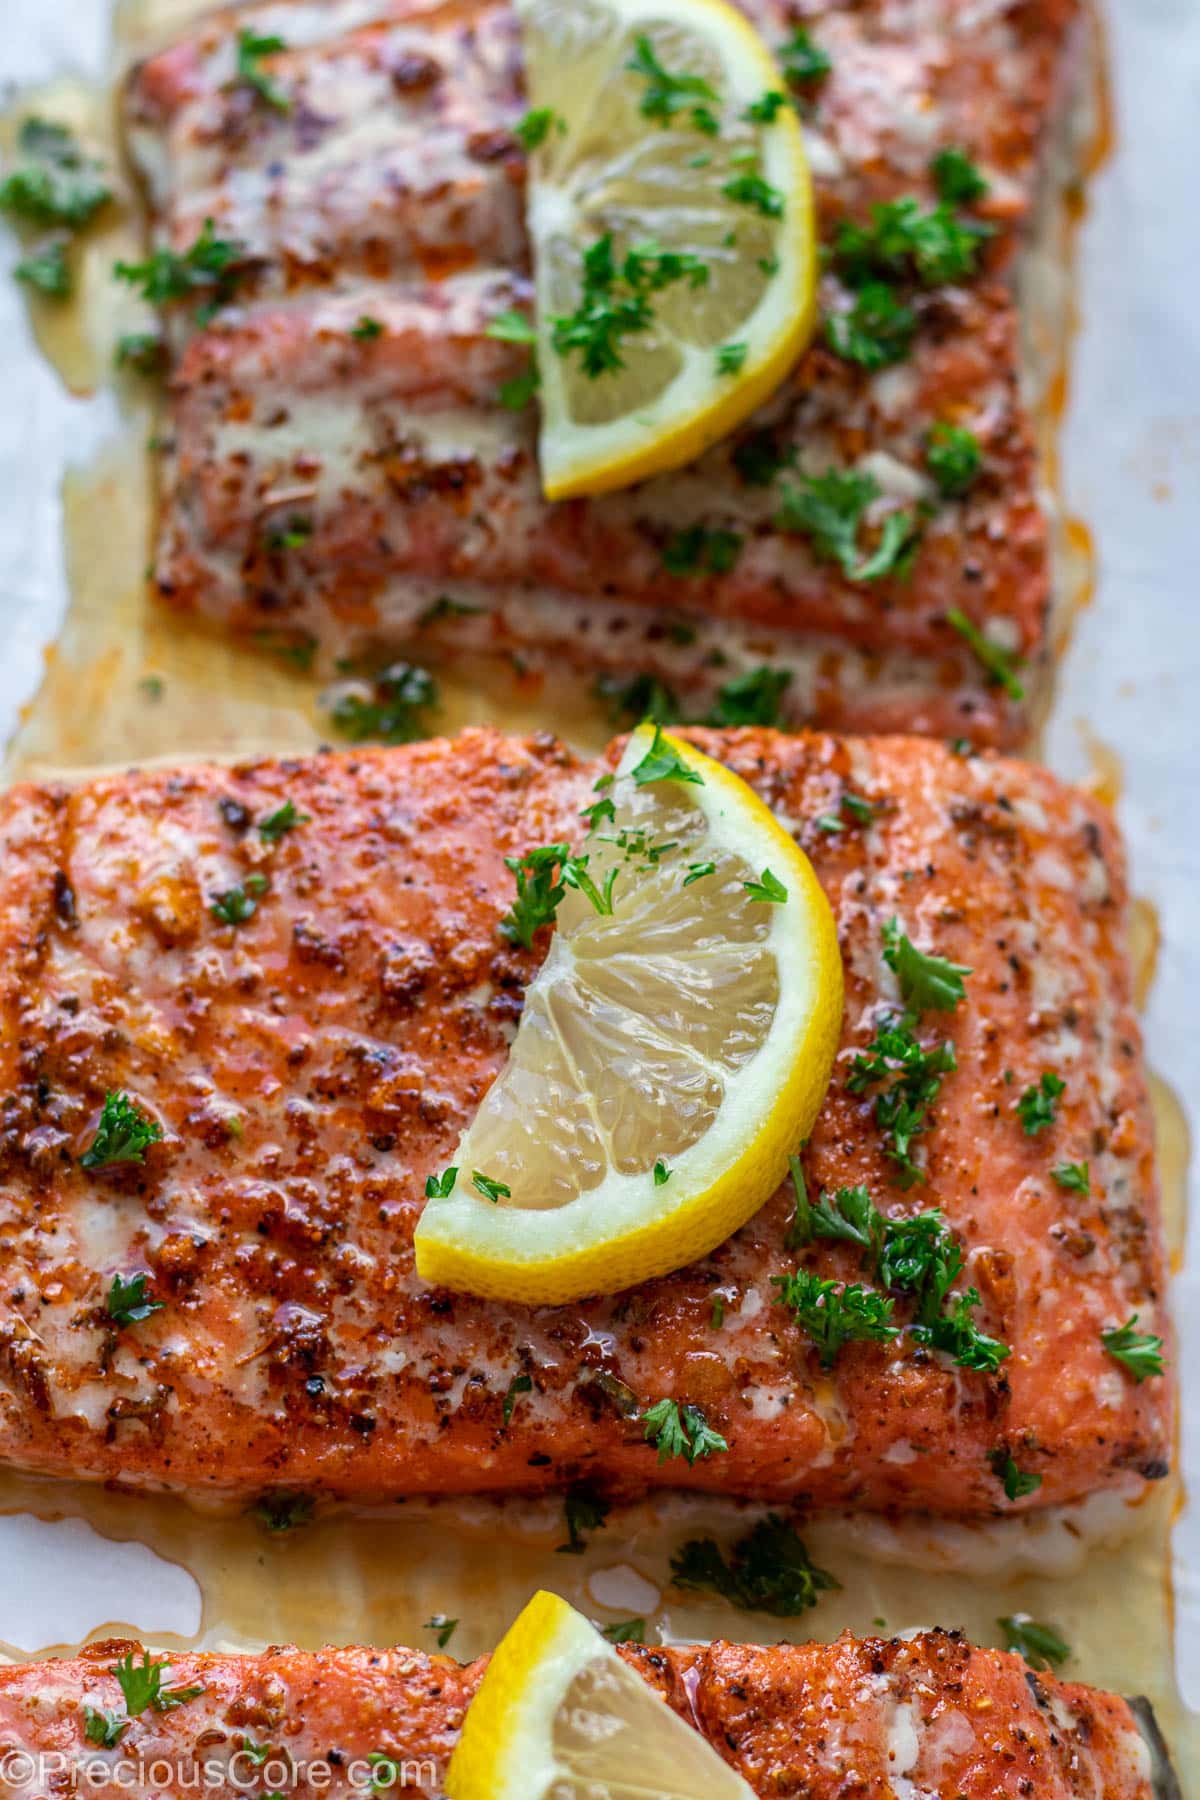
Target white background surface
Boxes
[0,0,1197,1700]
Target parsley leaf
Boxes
[945,607,1025,701]
[515,107,563,151]
[641,1398,728,1466]
[595,671,680,726]
[600,1618,646,1643]
[499,842,569,947]
[210,871,268,926]
[232,28,291,112]
[0,117,110,230]
[258,799,308,841]
[557,1486,610,1554]
[731,429,793,487]
[722,162,784,218]
[989,1450,1043,1501]
[626,35,720,134]
[825,281,916,369]
[424,1614,458,1649]
[744,91,787,124]
[653,1158,671,1187]
[1052,1161,1090,1194]
[670,1513,839,1615]
[330,662,438,744]
[998,1614,1070,1670]
[716,340,748,375]
[472,1171,511,1204]
[772,1270,898,1366]
[350,315,383,341]
[81,1092,164,1170]
[683,861,716,887]
[116,217,249,313]
[424,1167,458,1199]
[484,308,537,345]
[882,916,971,1013]
[1100,1315,1165,1382]
[848,1014,957,1187]
[909,1286,1009,1373]
[1015,1071,1066,1136]
[502,1372,532,1426]
[931,145,989,206]
[83,1707,127,1747]
[631,724,704,788]
[662,524,742,576]
[114,1651,204,1717]
[779,28,832,89]
[833,197,990,287]
[744,868,787,904]
[15,235,70,297]
[706,666,791,727]
[926,422,982,496]
[777,468,917,583]
[105,1271,164,1328]
[551,233,708,376]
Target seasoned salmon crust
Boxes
[124,0,1091,745]
[0,1634,1172,1798]
[0,729,1168,1512]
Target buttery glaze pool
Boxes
[0,0,1194,1788]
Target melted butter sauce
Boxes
[0,0,1196,1782]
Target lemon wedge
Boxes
[445,1590,755,1800]
[517,0,816,499]
[413,726,842,1304]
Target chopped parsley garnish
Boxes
[330,662,439,744]
[600,1618,646,1643]
[1052,1161,1091,1195]
[722,162,784,218]
[882,916,971,1013]
[684,861,716,887]
[731,429,792,487]
[116,217,249,315]
[631,724,704,788]
[710,1294,725,1327]
[498,842,616,946]
[670,1513,838,1615]
[264,513,312,552]
[998,1614,1070,1670]
[552,233,708,377]
[350,315,383,341]
[744,91,787,124]
[514,106,563,151]
[824,281,916,369]
[210,872,269,926]
[815,791,875,833]
[1015,1071,1065,1136]
[115,331,168,375]
[990,1451,1042,1502]
[779,28,832,89]
[80,1092,164,1170]
[258,799,308,841]
[626,34,720,134]
[945,607,1025,700]
[232,28,291,112]
[15,235,70,297]
[641,1398,728,1466]
[557,1487,610,1554]
[662,524,742,576]
[595,671,680,726]
[773,1270,898,1366]
[744,868,787,904]
[484,308,537,345]
[848,1014,956,1186]
[250,1491,315,1532]
[502,1372,532,1426]
[777,468,918,583]
[716,341,748,376]
[424,1167,458,1199]
[105,1272,164,1328]
[1101,1315,1165,1382]
[706,665,791,728]
[114,1651,204,1717]
[0,117,110,229]
[653,1158,671,1187]
[833,197,990,288]
[83,1707,127,1747]
[931,145,989,206]
[472,1170,511,1204]
[926,422,982,496]
[498,361,540,410]
[911,1288,1009,1373]
[425,1614,458,1649]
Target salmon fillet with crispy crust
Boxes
[0,1632,1176,1797]
[124,0,1089,746]
[0,729,1169,1511]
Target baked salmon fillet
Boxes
[0,729,1169,1511]
[0,1633,1177,1798]
[124,0,1090,746]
